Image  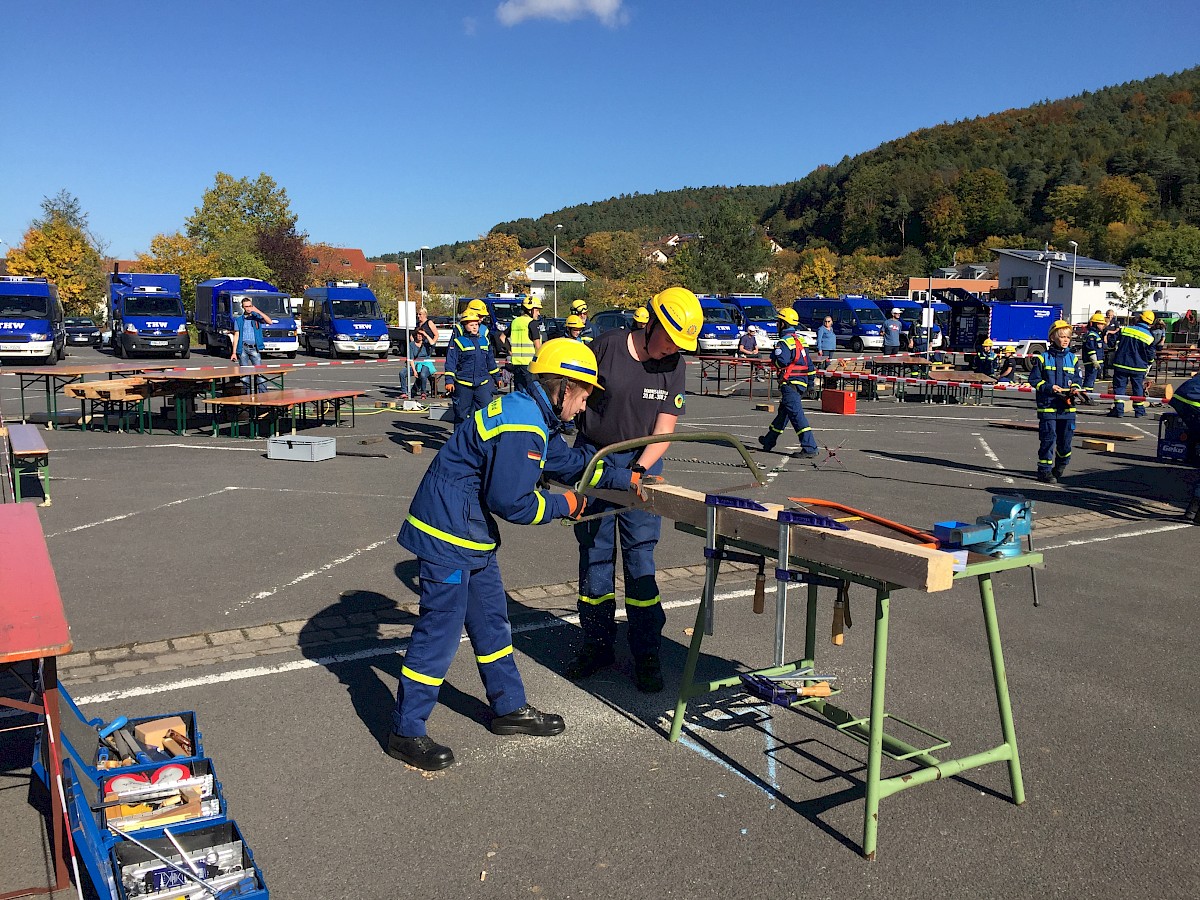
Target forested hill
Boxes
[493,66,1200,269]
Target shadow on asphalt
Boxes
[385,419,451,453]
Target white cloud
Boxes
[496,0,628,28]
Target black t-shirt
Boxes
[528,318,543,344]
[579,328,686,447]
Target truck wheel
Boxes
[329,343,340,360]
[850,338,864,352]
[180,345,191,359]
[286,351,297,359]
[377,352,388,360]
[306,341,316,357]
[113,339,125,359]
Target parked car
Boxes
[591,309,638,336]
[65,316,102,347]
[432,316,453,354]
[541,316,567,341]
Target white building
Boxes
[520,246,586,309]
[992,248,1174,323]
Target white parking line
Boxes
[1036,522,1191,550]
[231,536,395,614]
[45,487,238,537]
[973,433,1014,484]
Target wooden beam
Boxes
[636,484,955,593]
[1080,438,1115,452]
[988,421,1143,441]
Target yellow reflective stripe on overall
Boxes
[474,411,547,445]
[1177,394,1200,409]
[404,514,496,551]
[1120,326,1152,344]
[531,491,547,524]
[625,595,661,608]
[476,645,513,665]
[579,592,615,605]
[588,459,606,487]
[401,665,443,686]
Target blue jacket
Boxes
[398,384,633,569]
[1176,374,1200,408]
[445,332,499,388]
[975,349,998,376]
[816,325,837,353]
[1112,322,1156,374]
[1029,345,1082,415]
[1082,326,1104,367]
[771,328,811,387]
[232,311,266,352]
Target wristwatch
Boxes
[631,464,647,475]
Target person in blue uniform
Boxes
[1029,320,1082,484]
[570,299,595,344]
[1081,312,1106,391]
[1168,374,1200,524]
[567,287,704,694]
[388,339,641,771]
[444,309,499,427]
[1106,309,1157,418]
[975,339,998,376]
[757,308,819,458]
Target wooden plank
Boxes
[404,441,423,454]
[640,484,955,593]
[1081,438,1115,452]
[988,421,1144,441]
[753,402,775,412]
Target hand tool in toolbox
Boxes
[740,673,833,705]
[112,825,257,899]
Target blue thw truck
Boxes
[195,277,300,359]
[300,281,389,358]
[0,276,66,364]
[946,299,1062,359]
[109,271,190,358]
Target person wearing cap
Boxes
[1082,312,1106,391]
[1029,320,1083,483]
[509,295,544,392]
[1106,309,1157,418]
[882,307,903,353]
[570,299,595,344]
[444,310,499,427]
[387,339,642,771]
[737,325,759,359]
[975,339,999,377]
[567,286,703,694]
[756,307,820,458]
[564,314,586,341]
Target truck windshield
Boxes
[855,306,886,323]
[331,299,382,319]
[245,296,291,317]
[125,296,184,317]
[0,296,51,318]
[740,303,776,322]
[489,302,522,322]
[703,308,733,323]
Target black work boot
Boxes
[386,733,455,771]
[1186,497,1200,524]
[564,643,615,680]
[1036,470,1057,484]
[490,704,566,736]
[1051,467,1064,480]
[634,654,664,693]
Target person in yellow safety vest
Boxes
[567,286,703,694]
[387,339,643,770]
[565,314,586,341]
[571,299,596,343]
[508,295,544,392]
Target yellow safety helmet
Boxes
[459,309,481,323]
[982,338,994,347]
[1047,319,1071,339]
[465,299,488,318]
[570,300,588,315]
[632,307,650,325]
[776,308,800,327]
[565,315,585,329]
[529,338,603,390]
[1139,309,1155,325]
[1089,312,1106,325]
[648,287,703,352]
[523,295,543,311]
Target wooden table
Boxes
[202,387,366,437]
[0,504,74,898]
[926,369,996,405]
[695,355,775,401]
[141,365,293,434]
[2,361,183,429]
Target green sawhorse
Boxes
[667,499,1037,860]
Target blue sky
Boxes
[2,0,1198,259]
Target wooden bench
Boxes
[62,376,169,433]
[6,423,52,505]
[203,387,366,437]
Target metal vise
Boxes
[933,496,1033,558]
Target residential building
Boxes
[520,246,586,306]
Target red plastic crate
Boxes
[821,388,856,415]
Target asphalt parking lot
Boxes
[3,344,1198,899]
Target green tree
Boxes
[797,248,839,296]
[1124,222,1200,285]
[579,231,645,281]
[686,201,773,293]
[1114,266,1156,314]
[922,194,966,261]
[185,172,301,280]
[1096,175,1151,227]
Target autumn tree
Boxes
[461,232,529,294]
[578,231,646,281]
[185,172,304,283]
[134,232,219,313]
[796,248,839,297]
[6,191,106,315]
[839,252,904,298]
[255,224,309,295]
[1096,175,1151,227]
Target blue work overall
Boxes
[761,330,818,454]
[1029,346,1081,477]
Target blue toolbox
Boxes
[1157,411,1200,464]
[32,685,269,899]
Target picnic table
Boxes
[695,355,775,401]
[202,387,366,438]
[0,503,74,898]
[141,365,293,434]
[2,361,183,428]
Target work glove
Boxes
[563,490,587,520]
[445,382,455,394]
[628,466,662,502]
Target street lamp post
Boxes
[553,224,563,318]
[1068,240,1079,318]
[418,246,430,301]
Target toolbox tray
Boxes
[112,819,268,900]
